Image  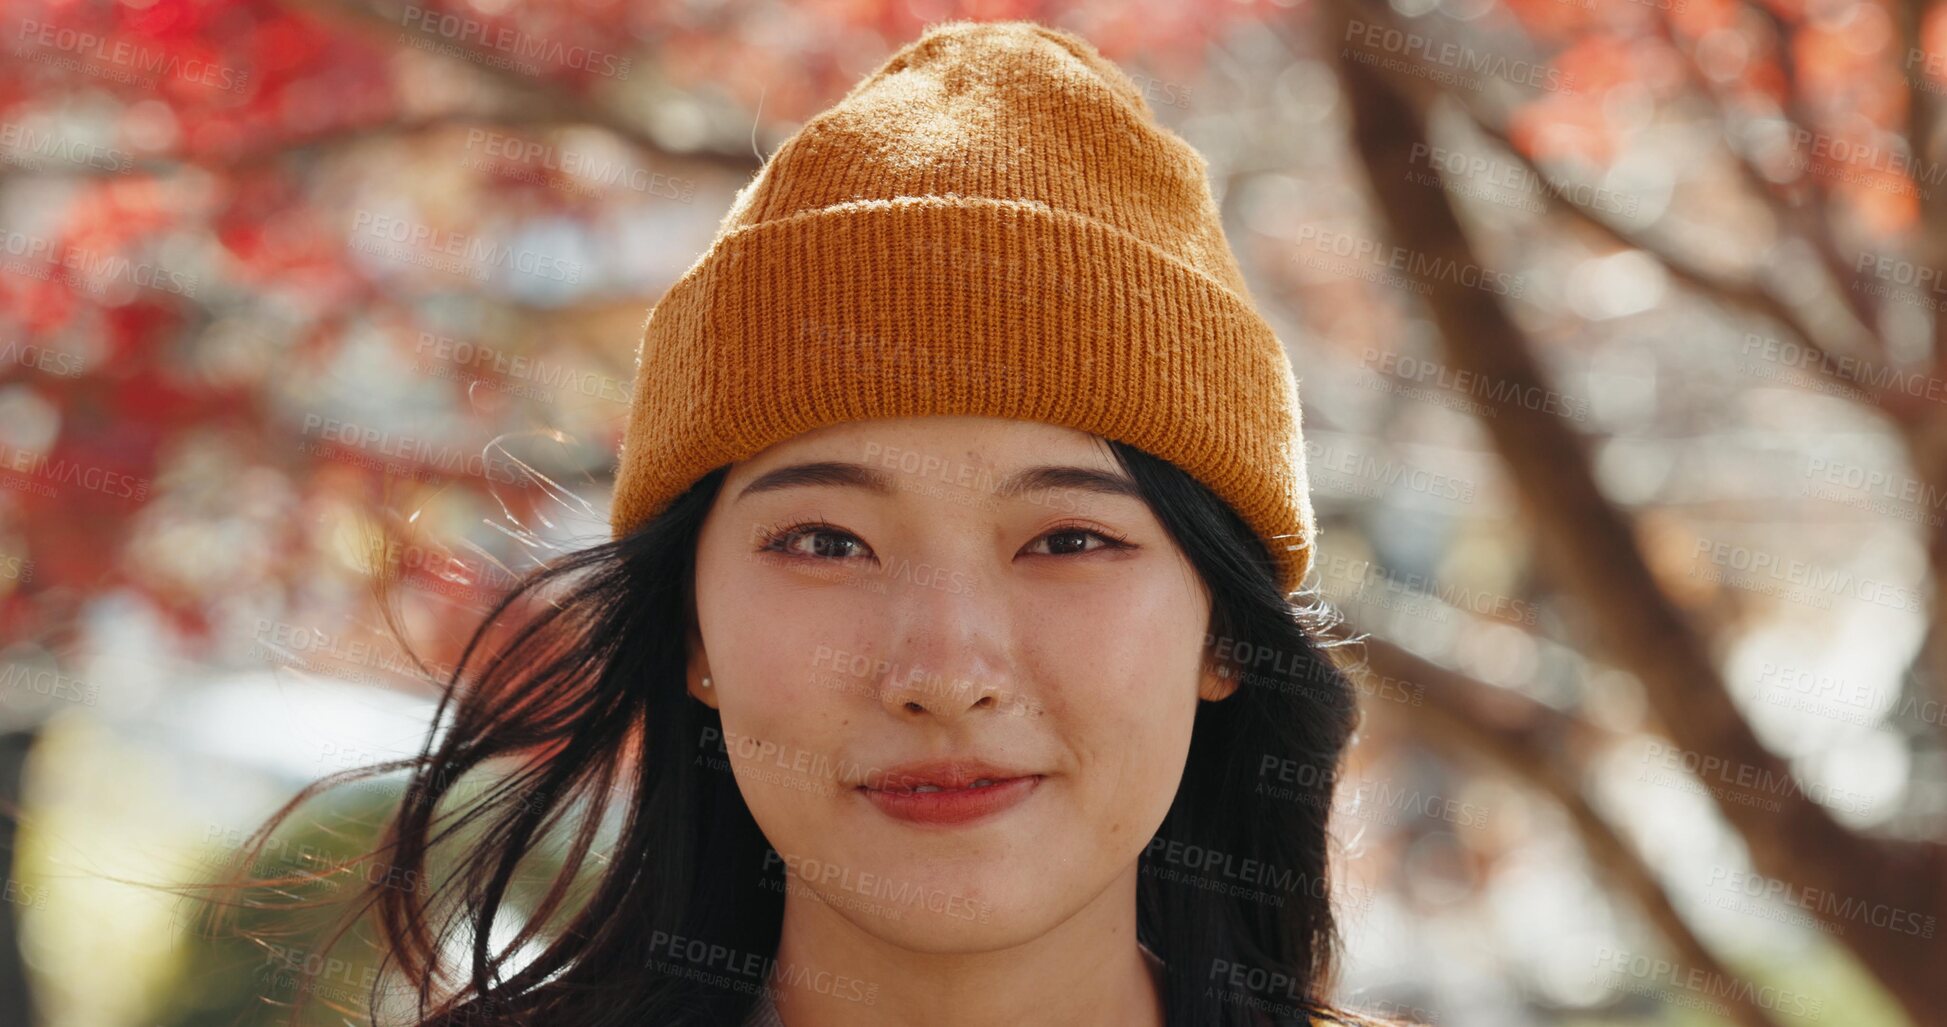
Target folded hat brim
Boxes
[610,194,1314,593]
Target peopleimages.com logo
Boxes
[398,5,632,80]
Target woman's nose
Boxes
[879,663,1013,720]
[874,564,1021,721]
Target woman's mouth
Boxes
[858,774,1044,826]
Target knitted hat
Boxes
[610,19,1316,593]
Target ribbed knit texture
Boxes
[610,19,1316,592]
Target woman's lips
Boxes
[858,775,1043,826]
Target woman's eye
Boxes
[762,524,871,561]
[1024,528,1131,557]
[759,523,1132,562]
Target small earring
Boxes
[701,676,713,689]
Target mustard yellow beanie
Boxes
[610,19,1316,593]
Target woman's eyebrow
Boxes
[734,461,1140,503]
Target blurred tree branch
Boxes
[0,110,756,190]
[269,0,763,171]
[1655,10,1883,355]
[1886,0,1947,749]
[1319,0,1947,1019]
[1315,0,1881,407]
[1719,4,1885,336]
[1895,0,1947,363]
[1332,634,1785,1027]
[0,0,764,193]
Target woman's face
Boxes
[687,415,1234,952]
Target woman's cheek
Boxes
[1076,673,1198,836]
[714,641,857,810]
[724,700,846,802]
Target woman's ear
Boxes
[686,611,720,710]
[1198,658,1240,702]
[687,666,720,709]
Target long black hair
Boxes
[195,436,1400,1026]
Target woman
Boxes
[220,19,1398,1027]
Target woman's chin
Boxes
[784,852,1067,951]
[838,896,1054,954]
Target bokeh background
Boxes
[3,0,1946,1023]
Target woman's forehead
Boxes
[731,416,1114,475]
